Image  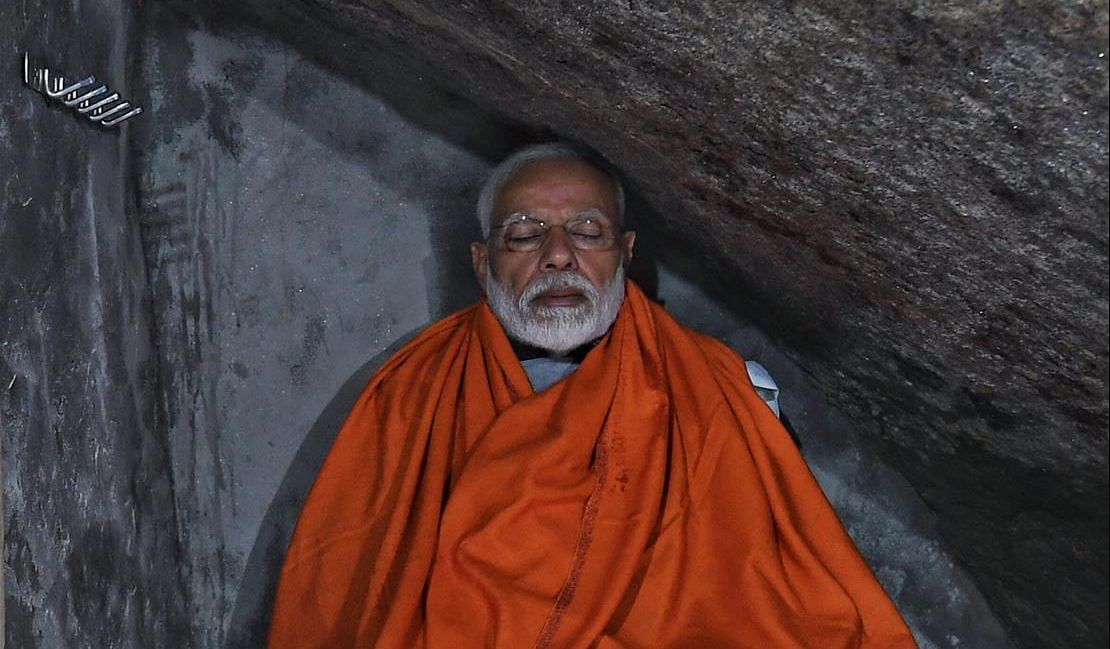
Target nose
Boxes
[538,226,578,272]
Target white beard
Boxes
[485,265,625,355]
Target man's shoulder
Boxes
[684,328,751,380]
[652,307,783,418]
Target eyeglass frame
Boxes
[487,208,623,252]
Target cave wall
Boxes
[139,7,1010,648]
[0,1,188,647]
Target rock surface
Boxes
[0,2,189,647]
[195,1,1107,647]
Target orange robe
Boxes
[269,281,916,648]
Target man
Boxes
[269,144,916,648]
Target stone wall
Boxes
[0,1,188,646]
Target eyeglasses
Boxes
[489,209,619,252]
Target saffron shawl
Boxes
[269,281,915,648]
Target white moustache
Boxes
[519,272,599,311]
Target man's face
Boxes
[471,157,635,303]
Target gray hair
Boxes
[476,142,626,238]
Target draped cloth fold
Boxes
[268,281,916,649]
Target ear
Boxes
[620,230,636,267]
[471,241,489,293]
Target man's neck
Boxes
[510,338,597,364]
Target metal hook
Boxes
[102,106,143,127]
[88,102,132,123]
[77,92,120,115]
[22,53,46,92]
[63,84,108,107]
[42,69,96,99]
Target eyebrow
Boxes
[501,207,614,223]
[575,207,611,222]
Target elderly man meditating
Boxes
[268,144,916,648]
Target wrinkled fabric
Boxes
[269,281,916,649]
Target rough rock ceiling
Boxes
[190,2,1108,647]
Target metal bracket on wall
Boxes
[22,52,143,128]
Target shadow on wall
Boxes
[225,332,411,648]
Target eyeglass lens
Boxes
[499,217,615,252]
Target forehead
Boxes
[492,158,619,220]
